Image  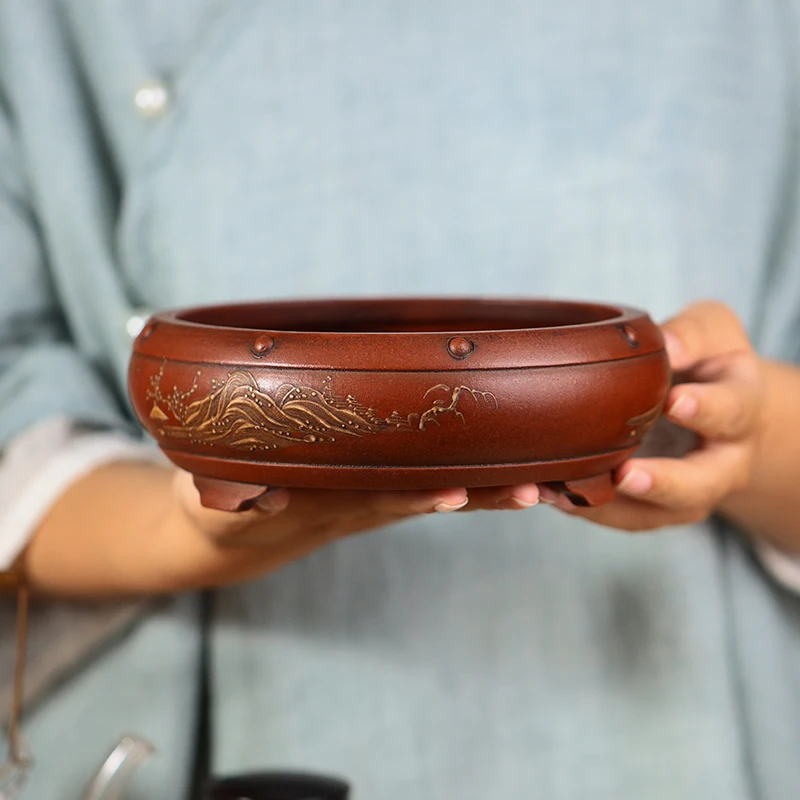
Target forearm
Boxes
[19,462,324,598]
[718,360,800,553]
[20,462,176,597]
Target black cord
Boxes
[187,589,350,799]
[186,590,213,800]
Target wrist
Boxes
[148,487,282,593]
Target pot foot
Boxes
[193,476,271,512]
[547,472,616,507]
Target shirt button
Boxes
[134,81,170,118]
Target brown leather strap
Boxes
[8,581,28,766]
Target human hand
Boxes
[157,472,461,589]
[158,472,540,590]
[24,453,541,596]
[538,301,767,532]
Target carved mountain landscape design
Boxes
[146,364,498,451]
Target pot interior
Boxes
[178,298,623,333]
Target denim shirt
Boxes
[1,1,800,798]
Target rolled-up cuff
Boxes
[753,540,800,595]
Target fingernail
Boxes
[663,331,684,366]
[667,393,698,421]
[617,468,653,496]
[434,498,469,512]
[539,486,559,505]
[497,496,538,510]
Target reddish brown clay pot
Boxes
[128,298,670,511]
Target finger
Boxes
[661,301,751,372]
[664,355,763,440]
[537,484,561,505]
[281,486,469,522]
[548,492,705,532]
[460,484,539,511]
[218,486,470,548]
[614,445,749,510]
[176,468,468,544]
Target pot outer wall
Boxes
[128,300,671,509]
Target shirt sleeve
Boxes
[746,110,800,595]
[0,70,159,570]
[0,85,134,449]
[0,415,165,569]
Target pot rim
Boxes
[132,296,664,371]
[166,296,633,333]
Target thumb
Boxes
[172,470,290,540]
[661,301,750,372]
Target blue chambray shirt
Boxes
[1,1,800,798]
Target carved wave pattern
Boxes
[146,366,498,451]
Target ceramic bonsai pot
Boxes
[128,297,670,511]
